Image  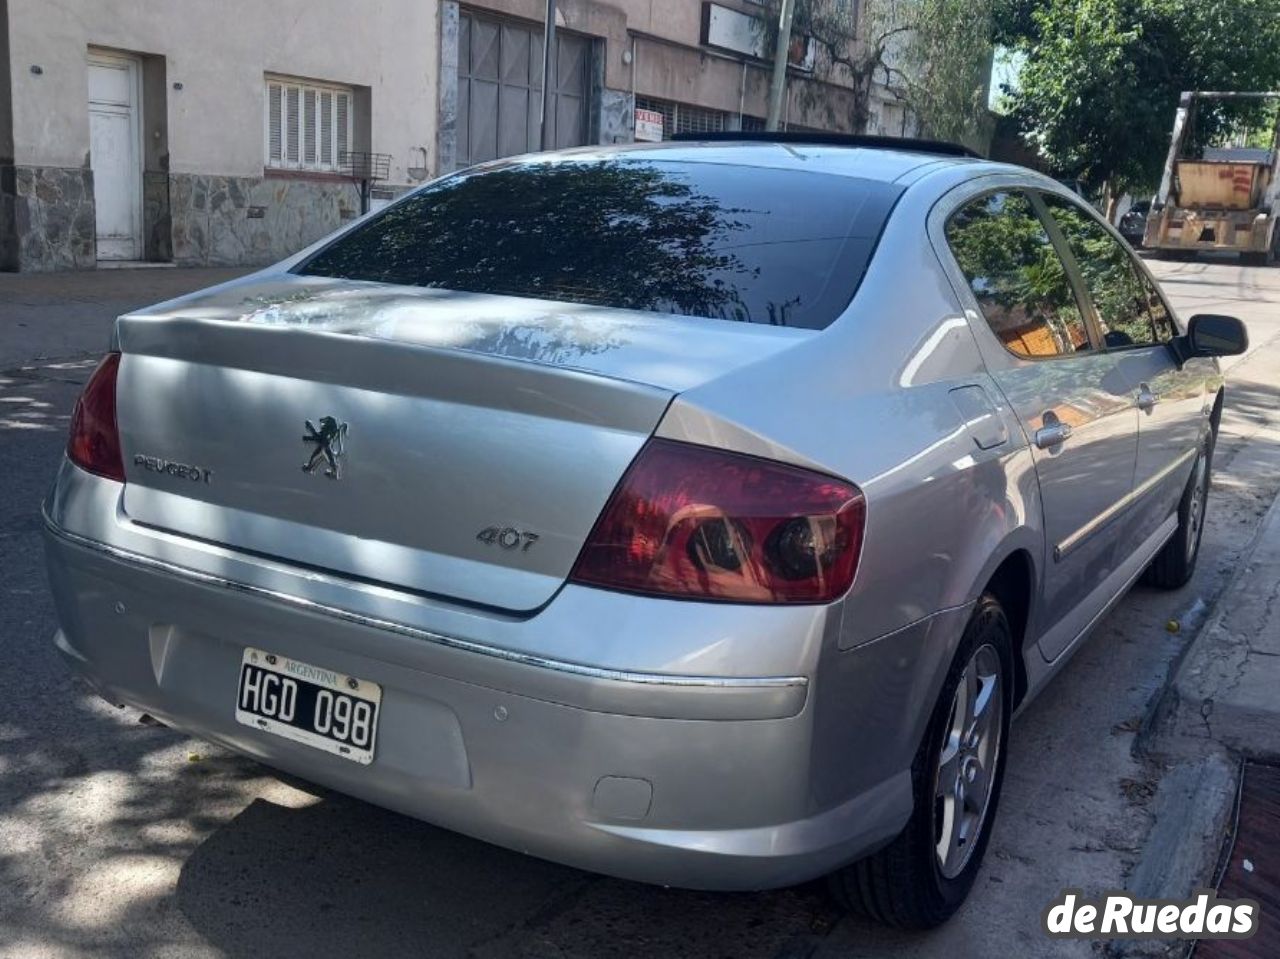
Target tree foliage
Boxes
[762,0,997,143]
[901,0,999,143]
[996,0,1280,197]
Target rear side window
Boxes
[946,191,1091,359]
[1041,194,1175,348]
[1134,269,1178,343]
[297,158,901,330]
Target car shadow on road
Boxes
[171,781,845,959]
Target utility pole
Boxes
[539,0,558,150]
[765,0,796,131]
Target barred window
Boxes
[265,76,353,173]
[634,96,729,140]
[676,103,728,136]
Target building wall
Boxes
[0,0,12,160]
[1,0,438,270]
[438,0,877,177]
[2,0,986,271]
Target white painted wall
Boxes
[5,0,438,184]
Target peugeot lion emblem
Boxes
[302,416,349,480]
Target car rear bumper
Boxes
[43,511,924,890]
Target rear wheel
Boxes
[1143,427,1214,589]
[829,594,1013,929]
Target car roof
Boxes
[497,139,986,185]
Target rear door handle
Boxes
[1034,411,1073,449]
[1136,383,1159,413]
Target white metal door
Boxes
[88,53,143,261]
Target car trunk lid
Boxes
[112,275,809,611]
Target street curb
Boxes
[1127,752,1239,901]
[1143,490,1280,763]
[1111,751,1240,958]
[1114,449,1280,955]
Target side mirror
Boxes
[1174,314,1248,362]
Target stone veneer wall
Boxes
[0,166,96,271]
[142,171,172,263]
[169,173,363,267]
[0,167,380,271]
[0,167,14,271]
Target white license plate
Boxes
[234,648,381,764]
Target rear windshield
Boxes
[297,158,901,330]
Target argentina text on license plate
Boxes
[235,648,381,764]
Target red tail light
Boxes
[570,439,865,604]
[67,352,125,482]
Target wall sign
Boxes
[634,108,664,142]
[700,2,816,72]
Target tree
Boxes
[760,0,998,145]
[902,0,999,143]
[997,0,1280,216]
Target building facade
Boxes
[0,0,916,272]
[0,0,435,271]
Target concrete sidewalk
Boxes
[1163,489,1280,759]
[1125,491,1280,957]
[0,267,249,369]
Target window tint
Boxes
[946,191,1091,358]
[1041,194,1171,348]
[298,159,901,330]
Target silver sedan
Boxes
[43,136,1246,928]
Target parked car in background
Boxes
[44,134,1247,930]
[1120,199,1152,247]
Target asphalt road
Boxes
[2,260,1279,959]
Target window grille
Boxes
[634,96,729,140]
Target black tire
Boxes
[828,594,1014,929]
[1143,426,1215,589]
[1242,251,1268,267]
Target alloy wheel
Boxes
[1186,445,1209,563]
[933,642,1003,880]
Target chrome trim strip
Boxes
[1054,447,1197,562]
[43,514,809,691]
